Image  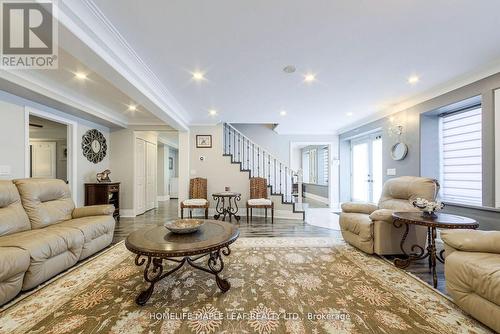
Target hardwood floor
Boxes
[112,200,447,294]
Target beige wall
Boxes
[0,98,26,179]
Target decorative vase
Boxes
[411,198,444,218]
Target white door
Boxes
[31,142,57,178]
[351,134,383,203]
[146,141,157,211]
[135,138,146,215]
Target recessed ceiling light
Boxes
[75,72,87,80]
[208,109,218,116]
[192,71,205,81]
[279,110,287,116]
[408,75,419,84]
[346,112,353,117]
[304,73,316,83]
[283,65,296,74]
[128,105,137,112]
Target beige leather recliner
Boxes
[340,176,439,255]
[0,179,115,305]
[441,230,500,333]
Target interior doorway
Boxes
[29,115,68,181]
[350,133,383,203]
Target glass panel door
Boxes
[351,140,369,202]
[351,133,383,203]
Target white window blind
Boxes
[439,107,482,206]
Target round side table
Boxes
[212,192,241,222]
[392,211,478,288]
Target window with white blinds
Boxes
[439,107,482,206]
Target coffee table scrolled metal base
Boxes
[134,247,231,306]
[125,221,239,306]
[392,212,478,288]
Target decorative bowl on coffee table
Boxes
[165,219,204,234]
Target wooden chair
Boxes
[180,178,209,219]
[246,177,274,223]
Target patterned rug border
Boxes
[0,237,491,334]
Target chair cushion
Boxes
[0,228,83,289]
[248,198,272,206]
[183,199,208,206]
[14,179,75,229]
[339,212,373,240]
[0,181,30,237]
[378,176,438,210]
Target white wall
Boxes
[0,90,110,207]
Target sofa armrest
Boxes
[341,202,378,215]
[369,209,394,223]
[72,205,115,219]
[441,230,500,254]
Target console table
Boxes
[85,182,120,220]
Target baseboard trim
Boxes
[303,192,330,204]
[119,209,135,218]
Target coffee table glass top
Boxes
[126,220,239,256]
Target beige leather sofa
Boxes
[441,230,500,333]
[340,176,439,255]
[0,179,115,306]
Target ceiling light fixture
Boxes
[279,110,287,116]
[128,105,137,112]
[192,71,205,81]
[74,72,87,80]
[346,112,353,117]
[304,73,316,83]
[408,75,420,84]
[208,109,218,116]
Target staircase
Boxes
[223,123,305,219]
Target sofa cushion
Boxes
[0,228,83,290]
[446,251,500,306]
[0,247,30,305]
[0,181,30,236]
[14,179,75,229]
[49,216,115,259]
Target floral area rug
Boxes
[0,237,491,334]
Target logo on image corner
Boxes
[0,0,58,69]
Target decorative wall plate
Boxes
[391,142,408,161]
[82,129,107,163]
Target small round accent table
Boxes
[392,212,478,288]
[125,220,239,305]
[212,192,242,222]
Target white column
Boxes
[178,130,191,217]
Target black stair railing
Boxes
[223,123,296,203]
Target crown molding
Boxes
[337,58,500,134]
[0,70,128,128]
[57,0,189,131]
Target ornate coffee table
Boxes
[125,220,239,305]
[212,192,242,222]
[392,211,478,288]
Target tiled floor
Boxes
[113,200,447,294]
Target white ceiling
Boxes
[90,0,500,133]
